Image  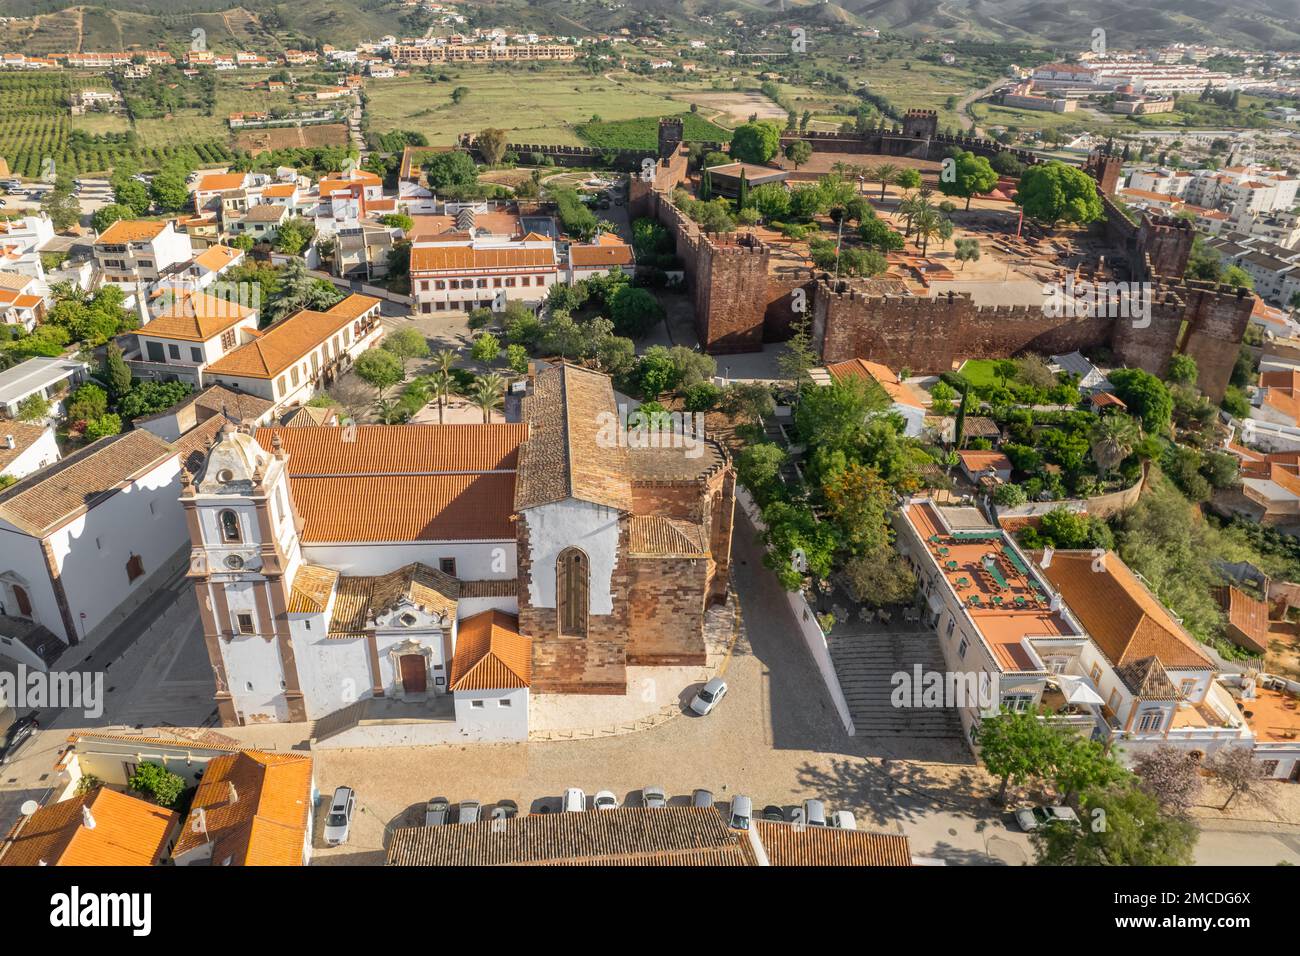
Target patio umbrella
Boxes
[1054,675,1104,706]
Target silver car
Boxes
[691,788,714,808]
[458,800,481,824]
[642,785,667,808]
[1015,805,1079,832]
[800,799,827,827]
[728,795,753,831]
[323,786,355,846]
[424,797,450,826]
[689,677,728,716]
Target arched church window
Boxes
[557,547,588,638]
[219,510,242,543]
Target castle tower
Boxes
[182,422,307,725]
[658,116,684,160]
[902,109,938,142]
[1085,149,1122,197]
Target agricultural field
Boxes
[363,67,692,146]
[577,112,732,150]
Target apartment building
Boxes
[128,289,261,385]
[409,233,559,313]
[201,294,383,410]
[390,41,575,64]
[93,219,194,291]
[893,499,1276,768]
[0,272,48,332]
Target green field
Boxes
[577,112,732,150]
[957,359,1003,388]
[364,68,696,146]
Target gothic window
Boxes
[219,509,241,543]
[556,547,589,637]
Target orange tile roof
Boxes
[329,563,461,636]
[196,173,247,193]
[0,420,51,472]
[1262,387,1300,425]
[141,290,256,341]
[958,450,1012,472]
[95,219,168,244]
[827,358,927,409]
[1215,585,1270,653]
[0,787,177,866]
[1260,369,1300,392]
[256,423,525,474]
[191,244,242,272]
[288,563,339,614]
[410,245,555,272]
[570,243,634,268]
[629,515,709,557]
[1037,550,1215,669]
[752,821,912,866]
[451,609,532,690]
[204,294,378,379]
[172,751,312,866]
[262,184,296,198]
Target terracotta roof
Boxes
[288,563,339,614]
[629,515,709,557]
[1090,391,1127,409]
[173,414,227,475]
[262,184,296,198]
[0,787,177,866]
[1115,655,1178,700]
[278,405,335,426]
[515,364,631,512]
[752,820,912,866]
[460,578,518,598]
[826,358,927,410]
[204,294,379,379]
[386,807,754,866]
[1036,550,1215,669]
[191,384,275,423]
[141,290,256,342]
[328,563,459,636]
[958,450,1012,472]
[0,271,34,291]
[171,751,313,866]
[191,244,242,273]
[257,423,524,474]
[570,243,633,268]
[0,429,174,537]
[95,219,168,244]
[450,609,532,690]
[240,204,289,222]
[410,245,555,272]
[628,441,727,482]
[196,173,248,193]
[0,421,51,473]
[1215,585,1270,653]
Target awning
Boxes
[1054,675,1105,706]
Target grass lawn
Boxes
[364,68,688,146]
[957,359,1004,388]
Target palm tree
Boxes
[432,348,457,375]
[428,369,455,424]
[1089,413,1141,478]
[898,194,931,238]
[873,162,899,201]
[914,208,942,256]
[471,372,505,423]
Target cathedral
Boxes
[182,363,736,737]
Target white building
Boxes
[0,429,187,657]
[410,232,559,314]
[0,421,59,481]
[93,219,194,292]
[0,356,88,419]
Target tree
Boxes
[117,381,192,420]
[1109,368,1173,434]
[506,343,529,375]
[424,150,479,192]
[595,334,636,377]
[761,500,837,589]
[993,482,1027,507]
[149,163,191,213]
[609,285,664,339]
[976,709,1063,805]
[427,369,456,424]
[380,213,414,233]
[354,347,403,398]
[128,762,185,809]
[777,317,817,385]
[1132,746,1203,815]
[1089,413,1141,477]
[784,140,812,170]
[67,381,108,424]
[1015,161,1104,227]
[1167,353,1198,387]
[42,175,81,230]
[939,150,999,210]
[83,413,123,441]
[91,203,133,233]
[470,331,501,365]
[735,442,785,498]
[729,120,783,164]
[859,216,905,252]
[16,393,49,422]
[102,342,132,405]
[954,237,981,270]
[1205,747,1271,810]
[111,177,151,216]
[477,127,509,166]
[872,162,899,200]
[451,85,470,103]
[274,217,314,256]
[842,548,916,607]
[1033,784,1197,866]
[470,372,504,423]
[893,167,922,196]
[822,462,892,555]
[382,327,430,371]
[1051,734,1125,805]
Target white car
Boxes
[323,786,356,846]
[689,677,728,716]
[1015,805,1080,833]
[830,810,857,830]
[562,787,586,812]
[593,790,618,810]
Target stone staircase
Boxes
[828,628,963,739]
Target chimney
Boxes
[227,780,238,804]
[1041,546,1054,568]
[81,804,96,830]
[3,435,13,449]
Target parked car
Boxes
[728,795,753,831]
[800,799,827,827]
[761,804,785,822]
[0,714,39,765]
[830,810,857,830]
[689,677,728,716]
[423,797,450,826]
[323,786,355,846]
[593,790,618,810]
[562,788,586,812]
[458,800,481,824]
[642,785,667,808]
[490,800,518,820]
[691,788,714,808]
[1015,805,1079,833]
